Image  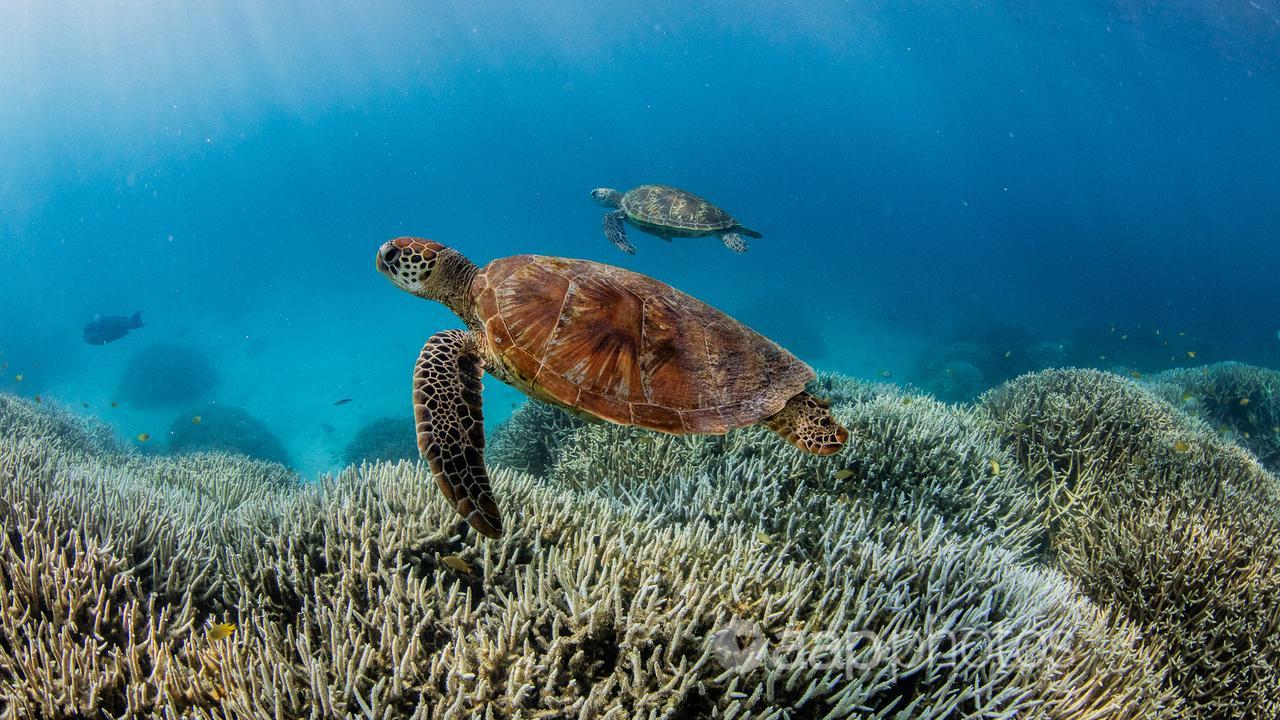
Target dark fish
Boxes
[333,398,353,406]
[84,312,145,345]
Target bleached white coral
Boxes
[0,388,1178,718]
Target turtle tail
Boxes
[736,225,763,239]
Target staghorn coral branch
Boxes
[0,378,1205,719]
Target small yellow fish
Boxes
[441,555,473,574]
[1187,351,1196,359]
[1173,440,1190,453]
[879,370,893,379]
[1244,432,1251,439]
[1129,371,1144,379]
[1099,355,1107,361]
[1110,326,1116,333]
[1012,422,1032,431]
[834,469,856,480]
[1154,329,1161,335]
[755,531,774,545]
[1272,426,1280,434]
[1004,351,1011,358]
[192,416,202,424]
[1218,425,1229,434]
[1239,398,1251,406]
[901,397,913,405]
[1120,334,1128,340]
[14,374,22,382]
[1182,391,1193,402]
[1178,331,1186,336]
[206,622,236,641]
[137,433,151,443]
[989,458,1001,476]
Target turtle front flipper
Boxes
[414,329,503,538]
[604,210,636,254]
[762,392,848,455]
[720,231,748,253]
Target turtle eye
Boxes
[381,245,401,266]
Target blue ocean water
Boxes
[1,1,1278,474]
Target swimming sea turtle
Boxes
[376,237,848,538]
[590,184,762,254]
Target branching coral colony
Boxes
[980,369,1280,720]
[3,367,1278,717]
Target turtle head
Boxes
[590,188,623,209]
[376,237,447,297]
[376,237,478,312]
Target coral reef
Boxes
[1143,361,1280,471]
[0,393,122,460]
[487,399,585,476]
[544,381,1040,556]
[6,367,1278,717]
[116,344,220,409]
[911,323,1063,403]
[341,415,419,466]
[167,405,290,467]
[980,368,1280,720]
[0,387,1181,718]
[913,340,990,402]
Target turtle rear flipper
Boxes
[736,225,762,239]
[414,330,503,538]
[762,392,848,455]
[720,231,748,253]
[604,210,636,254]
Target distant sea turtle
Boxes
[376,237,848,537]
[590,184,762,254]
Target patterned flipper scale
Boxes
[414,330,503,538]
[604,210,635,254]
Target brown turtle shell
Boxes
[621,184,738,233]
[472,255,814,434]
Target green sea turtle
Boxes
[590,184,762,254]
[376,237,848,538]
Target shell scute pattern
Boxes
[622,185,737,232]
[475,255,813,433]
